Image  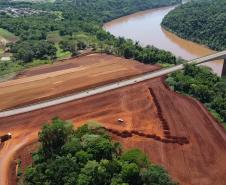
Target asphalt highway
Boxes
[0,50,226,118]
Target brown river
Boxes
[104,4,224,75]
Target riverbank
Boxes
[104,5,224,75]
[162,0,226,51]
[0,0,181,83]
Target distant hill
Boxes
[162,0,226,51]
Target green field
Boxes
[56,44,71,59]
[0,28,18,42]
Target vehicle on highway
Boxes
[0,133,12,143]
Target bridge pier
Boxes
[221,59,226,77]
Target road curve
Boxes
[0,50,226,118]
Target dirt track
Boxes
[0,53,158,111]
[0,77,226,185]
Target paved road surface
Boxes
[0,50,226,118]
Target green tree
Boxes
[121,163,141,185]
[162,0,226,50]
[38,117,73,158]
[141,165,177,185]
[11,40,56,62]
[167,64,226,126]
[81,134,115,161]
[24,119,177,185]
[121,149,149,168]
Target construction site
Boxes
[0,53,226,185]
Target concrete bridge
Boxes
[0,50,226,117]
[188,50,226,76]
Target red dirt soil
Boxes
[0,53,158,111]
[15,53,136,78]
[8,142,39,185]
[0,78,226,185]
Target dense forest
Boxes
[0,0,181,77]
[162,0,226,50]
[166,64,226,128]
[22,118,177,185]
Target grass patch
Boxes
[0,52,71,82]
[0,49,4,57]
[223,123,226,130]
[0,59,51,82]
[25,59,53,68]
[0,61,23,76]
[0,28,18,42]
[207,107,226,129]
[47,32,71,59]
[56,44,71,59]
[158,63,174,68]
[47,31,62,43]
[0,61,23,82]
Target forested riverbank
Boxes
[167,64,226,128]
[162,0,226,127]
[0,0,181,78]
[162,0,226,51]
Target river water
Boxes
[104,5,223,75]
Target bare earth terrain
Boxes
[0,54,226,185]
[0,53,158,111]
[0,77,226,185]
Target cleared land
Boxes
[0,28,18,51]
[0,80,164,185]
[0,77,226,185]
[0,28,18,59]
[0,53,158,110]
[0,28,18,43]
